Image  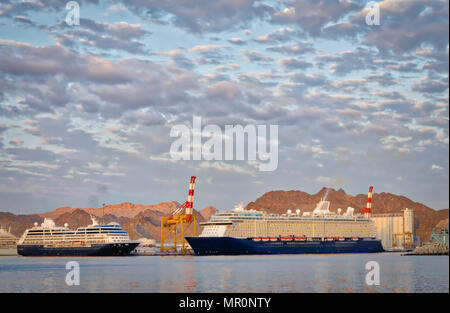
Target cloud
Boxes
[270,0,361,37]
[266,42,315,55]
[255,27,300,43]
[0,0,448,213]
[13,15,34,25]
[316,176,333,183]
[109,22,151,39]
[120,0,274,33]
[318,48,380,76]
[244,50,273,63]
[228,37,246,45]
[279,58,312,69]
[108,4,126,12]
[431,164,444,170]
[188,45,229,53]
[336,108,361,117]
[413,77,449,94]
[208,81,241,101]
[354,0,449,54]
[9,138,23,146]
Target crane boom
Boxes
[161,176,198,254]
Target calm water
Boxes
[0,253,448,292]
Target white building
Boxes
[371,208,414,250]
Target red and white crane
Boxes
[360,186,373,215]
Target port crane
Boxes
[360,186,373,217]
[160,176,197,254]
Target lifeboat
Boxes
[294,236,307,241]
[281,236,293,241]
[252,238,261,242]
[351,237,359,241]
[270,237,278,242]
[338,237,345,241]
[325,237,334,241]
[261,237,269,242]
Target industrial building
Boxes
[371,208,414,250]
[430,218,449,244]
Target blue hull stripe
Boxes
[17,242,139,256]
[185,237,384,255]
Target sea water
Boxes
[0,253,448,292]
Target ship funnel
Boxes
[345,207,354,216]
[313,199,331,215]
[41,218,55,229]
[90,215,99,226]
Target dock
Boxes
[403,243,449,256]
[131,246,194,256]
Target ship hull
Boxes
[185,237,384,255]
[17,242,139,257]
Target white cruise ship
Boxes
[0,226,18,256]
[17,217,139,256]
[186,199,383,255]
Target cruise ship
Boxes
[0,226,18,256]
[17,217,139,256]
[186,195,384,255]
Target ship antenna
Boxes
[102,203,105,225]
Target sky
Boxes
[0,0,448,214]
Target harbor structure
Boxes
[371,208,415,250]
[430,219,449,244]
[160,176,197,254]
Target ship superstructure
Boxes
[186,187,384,255]
[17,217,139,256]
[0,226,18,256]
[200,201,375,239]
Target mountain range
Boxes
[1,187,448,242]
[247,187,449,241]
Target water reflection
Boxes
[0,254,448,293]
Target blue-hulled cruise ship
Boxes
[17,217,139,256]
[186,199,384,255]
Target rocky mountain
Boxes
[435,218,449,229]
[199,206,218,221]
[0,212,43,238]
[246,187,449,242]
[40,201,181,219]
[122,209,206,240]
[0,203,214,241]
[1,187,447,243]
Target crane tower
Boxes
[160,176,197,254]
[360,186,373,218]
